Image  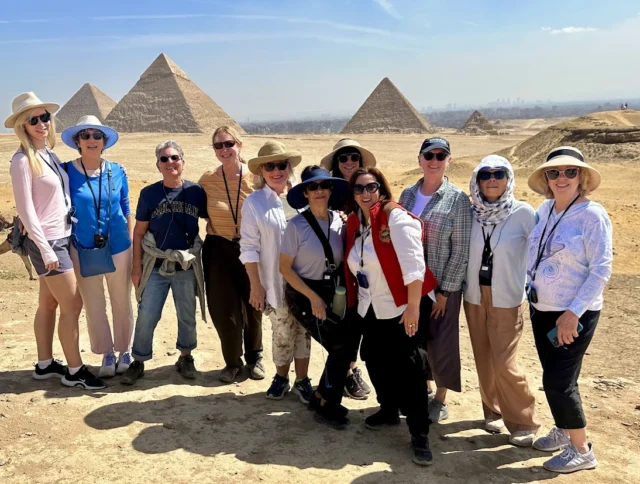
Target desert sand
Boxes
[0,122,639,484]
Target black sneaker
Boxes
[314,403,350,430]
[307,393,349,417]
[411,436,433,466]
[364,408,401,430]
[175,354,197,379]
[293,377,314,404]
[32,359,66,380]
[352,367,371,395]
[344,372,368,400]
[121,361,145,386]
[61,365,107,390]
[266,374,290,400]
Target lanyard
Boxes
[358,225,371,270]
[481,225,496,264]
[221,165,242,238]
[531,195,579,281]
[39,150,69,212]
[79,159,104,233]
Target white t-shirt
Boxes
[410,190,432,217]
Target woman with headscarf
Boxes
[463,155,540,446]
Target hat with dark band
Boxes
[527,146,601,195]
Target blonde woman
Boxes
[6,92,105,390]
[199,126,263,383]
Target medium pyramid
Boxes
[105,53,244,134]
[341,77,434,134]
[55,83,116,132]
[457,110,497,135]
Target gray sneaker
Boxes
[533,427,571,452]
[543,443,598,474]
[247,358,266,380]
[219,366,242,384]
[428,399,449,423]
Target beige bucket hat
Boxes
[4,92,60,128]
[527,146,601,195]
[320,138,376,171]
[247,140,302,175]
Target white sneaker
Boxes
[484,417,505,434]
[99,352,117,378]
[509,430,537,447]
[116,352,132,375]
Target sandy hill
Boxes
[457,110,497,135]
[105,53,244,134]
[341,77,434,134]
[55,83,116,132]
[499,110,640,165]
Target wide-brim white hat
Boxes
[61,115,119,150]
[4,92,59,128]
[320,138,376,171]
[528,146,601,195]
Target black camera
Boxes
[478,260,493,286]
[526,284,538,304]
[356,271,369,289]
[94,233,108,249]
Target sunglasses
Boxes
[545,168,579,180]
[213,140,236,150]
[478,170,507,181]
[353,182,380,195]
[159,155,182,163]
[337,153,361,164]
[423,151,449,162]
[307,180,333,192]
[27,112,51,126]
[262,161,289,172]
[79,131,105,141]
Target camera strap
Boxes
[481,225,496,265]
[221,164,243,240]
[301,209,335,271]
[80,159,104,234]
[39,150,71,218]
[531,195,579,282]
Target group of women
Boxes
[7,91,612,472]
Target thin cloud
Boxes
[542,26,598,35]
[92,14,207,21]
[458,20,479,26]
[373,0,402,20]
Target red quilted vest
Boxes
[344,201,438,309]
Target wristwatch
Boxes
[437,288,451,298]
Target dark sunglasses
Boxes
[353,182,380,195]
[545,168,579,180]
[478,170,507,181]
[213,140,236,150]
[159,155,182,163]
[307,180,333,192]
[27,112,51,126]
[262,161,289,172]
[79,131,105,141]
[423,151,449,161]
[337,153,361,164]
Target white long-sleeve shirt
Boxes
[347,209,425,319]
[526,199,613,316]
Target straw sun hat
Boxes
[4,92,60,129]
[247,140,302,175]
[527,146,601,195]
[320,138,376,171]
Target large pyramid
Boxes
[457,110,497,135]
[341,77,434,134]
[106,53,244,134]
[55,83,116,132]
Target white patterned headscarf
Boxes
[469,155,515,227]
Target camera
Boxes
[478,259,493,286]
[94,233,108,249]
[526,284,538,304]
[356,271,369,289]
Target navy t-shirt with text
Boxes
[135,180,208,251]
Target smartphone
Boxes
[547,322,584,348]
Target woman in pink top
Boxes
[6,92,105,390]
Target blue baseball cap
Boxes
[419,137,451,155]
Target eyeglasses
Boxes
[478,170,507,181]
[27,112,51,126]
[423,152,449,162]
[337,153,361,164]
[159,155,182,163]
[353,182,380,195]
[79,131,105,141]
[262,161,289,172]
[307,180,333,192]
[213,140,236,150]
[545,168,579,180]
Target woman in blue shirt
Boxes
[61,116,134,379]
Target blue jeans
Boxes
[132,268,198,361]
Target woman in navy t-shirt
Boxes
[61,116,134,379]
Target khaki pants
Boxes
[269,305,311,367]
[71,245,134,355]
[463,286,540,432]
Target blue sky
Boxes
[1,0,639,125]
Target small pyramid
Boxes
[457,110,497,135]
[106,53,244,134]
[55,83,116,132]
[341,77,434,134]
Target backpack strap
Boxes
[301,209,335,269]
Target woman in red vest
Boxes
[344,167,438,466]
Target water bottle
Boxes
[332,286,347,320]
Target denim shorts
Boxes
[25,236,73,277]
